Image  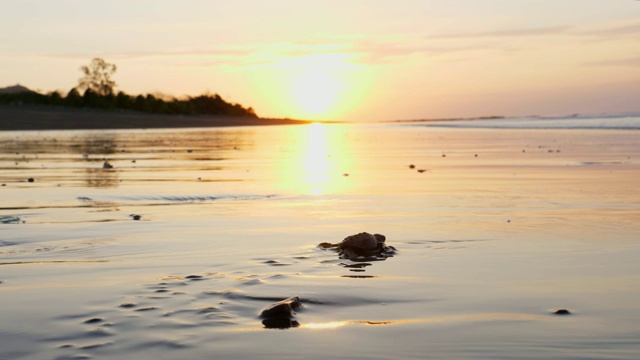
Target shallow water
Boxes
[1,123,640,359]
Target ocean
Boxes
[1,118,639,359]
[418,114,640,130]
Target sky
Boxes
[1,0,638,121]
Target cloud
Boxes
[585,56,640,68]
[9,17,639,69]
[424,19,640,42]
[572,21,640,38]
[429,26,570,40]
[38,47,254,61]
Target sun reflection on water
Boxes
[304,123,330,195]
[301,321,349,330]
[282,123,351,196]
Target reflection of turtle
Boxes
[318,232,396,261]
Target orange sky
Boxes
[1,0,638,121]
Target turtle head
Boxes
[373,234,386,245]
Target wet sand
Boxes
[1,123,639,359]
[0,104,310,130]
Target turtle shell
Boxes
[260,296,301,318]
[339,232,380,251]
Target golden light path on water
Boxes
[282,123,353,196]
[228,314,552,332]
[303,123,330,195]
[300,313,551,331]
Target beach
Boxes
[1,119,640,359]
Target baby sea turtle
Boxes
[259,296,302,329]
[259,296,301,319]
[318,232,396,261]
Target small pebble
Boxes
[83,318,104,324]
[554,309,571,315]
[134,307,157,312]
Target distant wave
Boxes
[412,115,640,130]
[94,194,277,205]
[124,194,275,201]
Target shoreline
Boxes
[0,104,312,131]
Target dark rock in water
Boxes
[260,296,301,319]
[319,232,396,261]
[131,214,142,221]
[553,309,572,315]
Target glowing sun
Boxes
[292,69,342,119]
[284,53,364,120]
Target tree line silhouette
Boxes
[0,58,257,118]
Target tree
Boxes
[77,58,117,96]
[65,88,83,107]
[47,90,63,105]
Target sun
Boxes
[252,53,371,120]
[283,53,365,120]
[292,68,342,120]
